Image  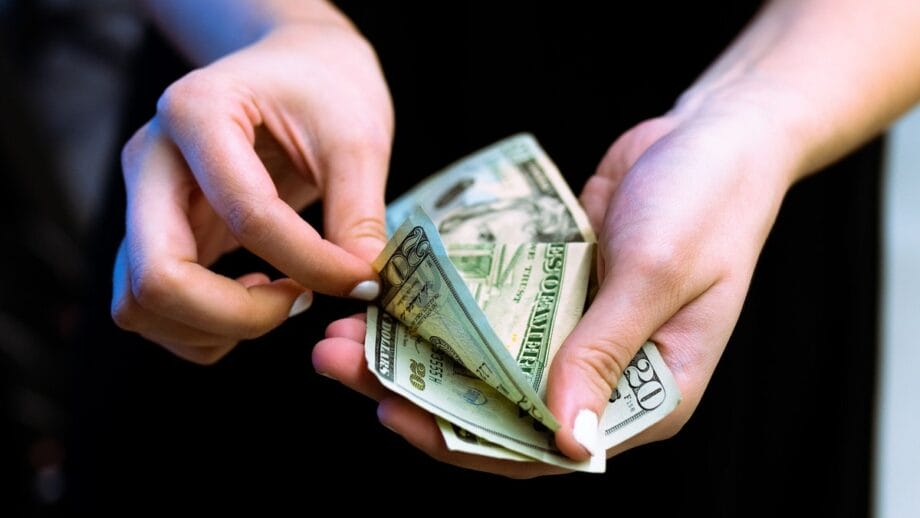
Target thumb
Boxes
[322,146,390,265]
[547,269,682,461]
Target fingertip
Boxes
[242,274,303,300]
[376,397,405,436]
[548,372,599,461]
[572,408,601,457]
[547,405,603,461]
[554,424,593,462]
[157,341,236,366]
[287,291,313,318]
[324,316,367,341]
[376,397,393,426]
[348,279,380,301]
[376,397,413,430]
[274,235,380,299]
[311,337,354,378]
[312,336,388,401]
[376,397,440,445]
[546,350,608,461]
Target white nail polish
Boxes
[349,280,380,301]
[288,292,313,317]
[573,409,600,456]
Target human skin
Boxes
[111,0,920,477]
[314,0,920,476]
[111,0,392,364]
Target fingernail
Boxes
[349,280,380,301]
[317,371,337,381]
[288,292,313,317]
[381,422,398,434]
[573,409,600,457]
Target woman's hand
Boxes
[111,18,394,364]
[314,93,799,476]
[547,95,795,460]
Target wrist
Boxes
[264,0,358,34]
[143,0,359,65]
[671,75,826,188]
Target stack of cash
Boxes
[364,134,679,473]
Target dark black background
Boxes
[66,2,878,515]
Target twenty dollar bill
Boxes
[372,207,560,431]
[365,134,680,473]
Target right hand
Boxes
[111,20,393,364]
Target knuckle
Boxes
[130,264,180,311]
[350,215,387,238]
[625,241,688,290]
[190,348,230,366]
[120,125,151,174]
[217,302,283,342]
[155,70,225,126]
[565,338,635,396]
[356,124,392,155]
[237,318,276,341]
[338,215,387,245]
[164,342,235,366]
[326,122,392,163]
[224,199,271,247]
[603,116,676,172]
[110,295,140,331]
[153,333,237,366]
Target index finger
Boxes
[157,75,379,299]
[123,123,309,338]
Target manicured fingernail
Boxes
[288,292,313,317]
[573,409,600,457]
[349,280,380,301]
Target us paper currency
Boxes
[386,133,595,245]
[365,134,680,473]
[365,304,605,472]
[439,342,679,465]
[372,208,561,431]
